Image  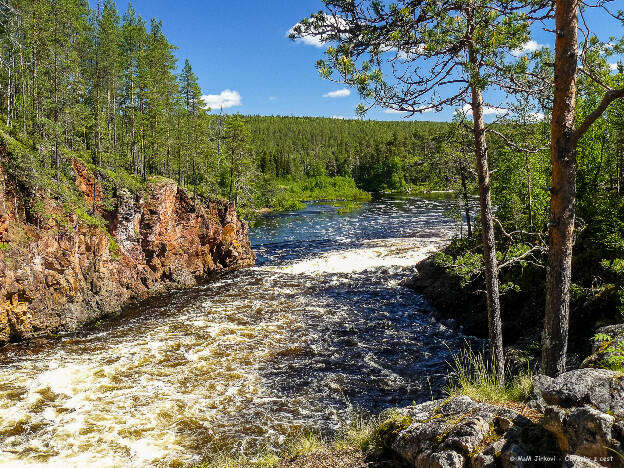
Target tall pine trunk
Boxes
[53,1,60,180]
[460,165,472,238]
[20,42,26,135]
[31,0,38,151]
[542,0,578,377]
[470,84,505,383]
[467,31,504,383]
[525,152,534,231]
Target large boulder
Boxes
[388,396,558,468]
[531,369,624,467]
[531,369,624,415]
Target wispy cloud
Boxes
[202,90,242,110]
[323,88,351,98]
[462,104,508,116]
[512,40,546,56]
[288,13,348,48]
[268,96,277,101]
[384,106,433,114]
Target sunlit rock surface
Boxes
[386,369,624,467]
[0,160,255,344]
[0,197,475,466]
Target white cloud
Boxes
[528,112,545,121]
[511,40,546,56]
[202,90,242,110]
[462,104,508,116]
[610,62,620,72]
[331,115,345,119]
[384,106,433,114]
[288,13,348,48]
[290,31,325,47]
[380,44,425,61]
[323,88,351,98]
[268,96,277,101]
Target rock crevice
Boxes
[0,160,255,344]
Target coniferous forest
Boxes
[3,0,624,465]
[1,0,624,368]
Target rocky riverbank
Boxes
[384,367,624,467]
[0,159,255,345]
[263,366,624,468]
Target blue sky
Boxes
[91,1,622,122]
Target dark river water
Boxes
[0,196,478,467]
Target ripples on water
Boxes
[0,196,480,467]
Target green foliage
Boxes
[434,249,482,287]
[445,347,533,403]
[107,233,120,261]
[591,333,624,372]
[74,208,105,228]
[245,115,452,195]
[294,175,371,201]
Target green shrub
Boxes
[591,333,624,372]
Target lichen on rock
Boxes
[0,160,255,345]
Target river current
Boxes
[0,196,478,467]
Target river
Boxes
[0,196,478,467]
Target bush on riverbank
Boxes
[250,175,372,216]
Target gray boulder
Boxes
[531,369,624,466]
[389,396,556,468]
[531,368,624,415]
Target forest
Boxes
[0,0,623,379]
[0,0,456,216]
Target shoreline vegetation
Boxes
[1,0,624,464]
[189,346,534,468]
[253,180,457,217]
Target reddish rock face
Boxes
[0,162,255,345]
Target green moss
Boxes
[107,233,121,261]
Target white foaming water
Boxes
[0,198,469,467]
[269,234,451,276]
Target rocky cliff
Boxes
[0,159,255,345]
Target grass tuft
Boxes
[445,347,533,403]
[285,432,327,458]
[194,450,281,468]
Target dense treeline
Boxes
[0,0,458,215]
[244,116,452,192]
[0,0,251,207]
